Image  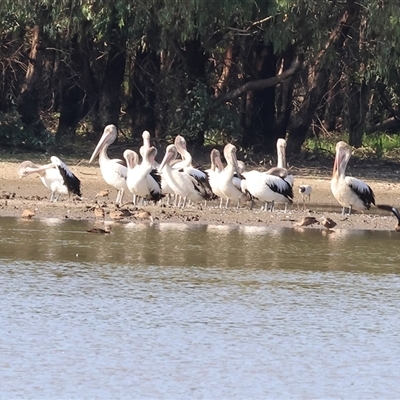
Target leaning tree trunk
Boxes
[287,0,361,154]
[17,24,47,138]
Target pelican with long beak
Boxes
[218,144,249,208]
[275,138,294,187]
[159,144,214,207]
[17,157,81,201]
[331,141,375,215]
[89,124,128,205]
[124,146,163,205]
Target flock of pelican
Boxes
[16,124,400,229]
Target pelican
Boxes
[276,138,294,186]
[17,156,81,201]
[89,124,128,205]
[217,144,249,208]
[331,141,375,215]
[241,169,293,212]
[377,205,400,232]
[124,146,163,205]
[159,144,214,207]
[139,130,151,160]
[206,149,226,207]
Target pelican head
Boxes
[17,160,52,178]
[333,141,352,178]
[159,144,178,171]
[89,124,118,163]
[276,138,287,169]
[145,146,158,165]
[210,149,223,171]
[223,143,242,178]
[174,135,187,153]
[123,149,140,170]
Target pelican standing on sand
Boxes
[331,141,375,215]
[89,124,128,205]
[217,144,248,208]
[159,144,214,207]
[18,156,81,201]
[124,146,163,204]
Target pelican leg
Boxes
[270,201,275,212]
[348,205,353,215]
[341,206,346,215]
[219,197,223,208]
[49,191,55,202]
[225,199,230,209]
[133,195,138,206]
[181,197,188,208]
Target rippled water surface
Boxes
[1,217,400,399]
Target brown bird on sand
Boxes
[377,205,400,232]
[94,205,105,219]
[95,189,110,199]
[320,217,337,230]
[109,210,125,220]
[134,210,153,222]
[295,216,319,227]
[21,209,35,220]
[87,225,111,234]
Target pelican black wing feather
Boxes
[57,166,82,197]
[267,177,294,202]
[349,182,375,209]
[149,169,165,203]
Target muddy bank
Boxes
[1,159,400,232]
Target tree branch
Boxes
[212,54,303,109]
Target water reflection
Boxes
[0,216,399,274]
[1,216,400,398]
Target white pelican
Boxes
[124,146,163,205]
[139,130,151,160]
[206,149,225,207]
[89,124,128,205]
[218,144,248,208]
[172,135,216,204]
[159,144,214,207]
[17,157,81,201]
[331,141,375,215]
[299,184,312,209]
[275,138,294,186]
[241,169,293,212]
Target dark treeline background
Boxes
[1,0,400,154]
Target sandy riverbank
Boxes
[1,157,400,231]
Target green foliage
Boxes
[0,110,54,150]
[164,82,240,145]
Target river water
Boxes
[1,217,399,399]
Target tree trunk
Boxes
[16,24,47,137]
[96,20,127,135]
[241,42,276,153]
[348,79,369,147]
[275,45,296,138]
[55,35,86,144]
[323,69,343,132]
[128,47,160,138]
[287,0,361,154]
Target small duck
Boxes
[87,225,112,234]
[95,189,110,199]
[295,216,319,227]
[21,209,35,220]
[134,210,153,222]
[94,205,105,219]
[320,217,337,230]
